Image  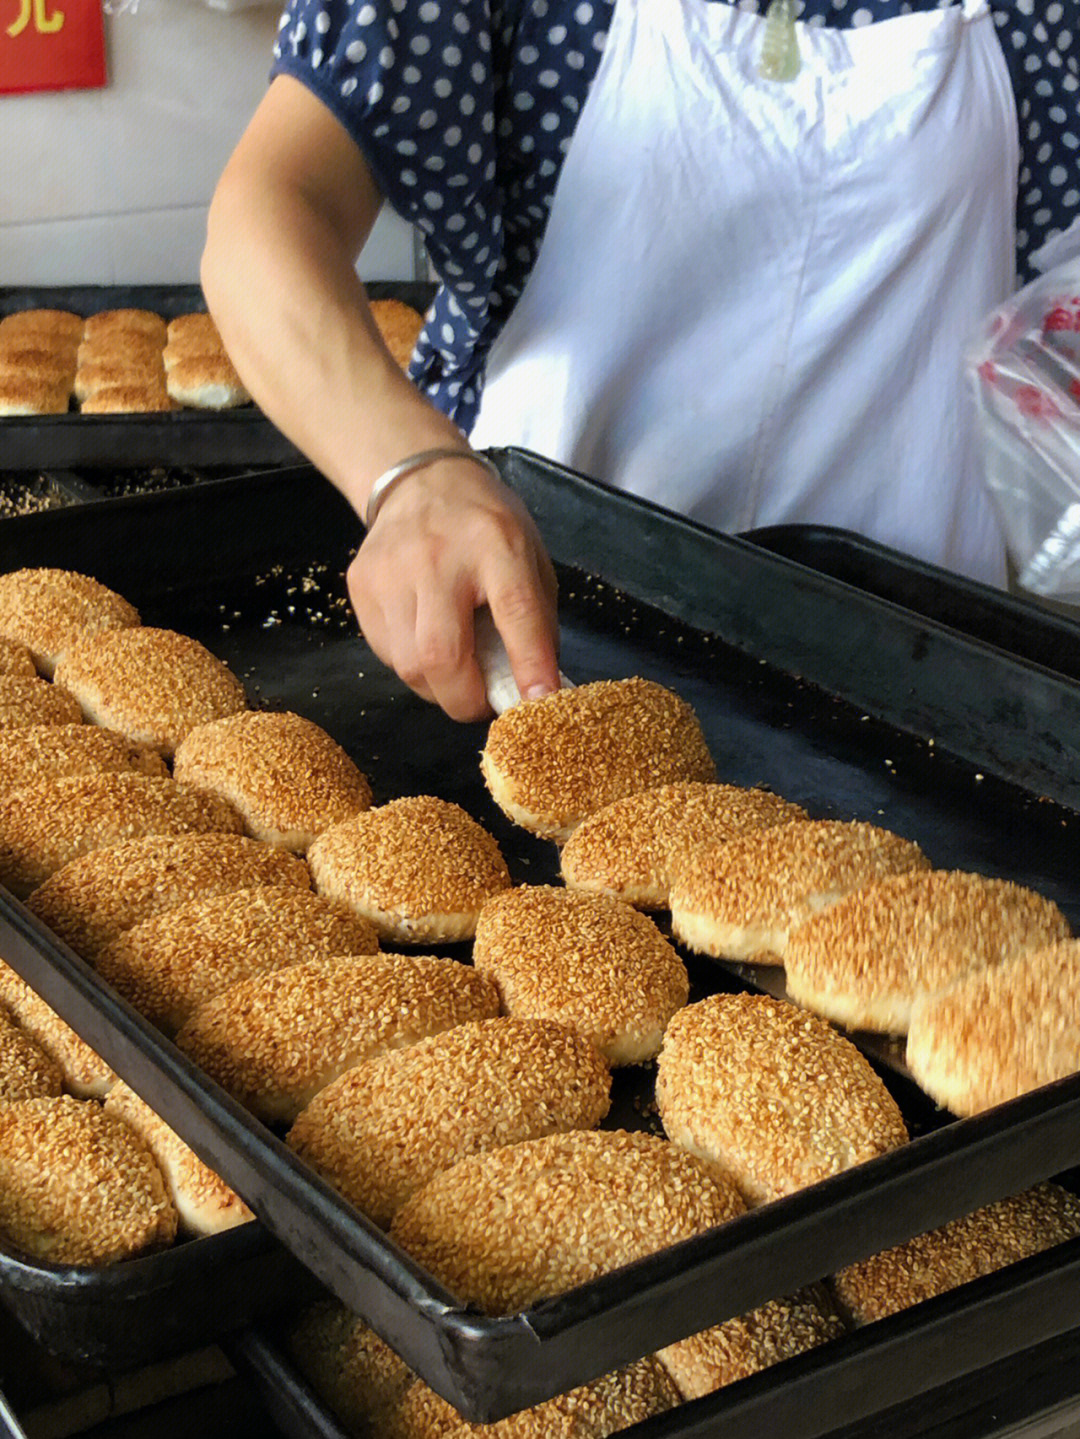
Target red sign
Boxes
[1,0,106,95]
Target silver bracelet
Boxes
[363,446,502,530]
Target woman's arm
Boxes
[201,75,560,720]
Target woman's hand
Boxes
[347,453,562,721]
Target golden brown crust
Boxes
[93,885,379,1033]
[287,1017,612,1226]
[669,819,931,965]
[0,377,70,415]
[308,795,511,943]
[481,678,717,841]
[0,343,76,387]
[54,626,248,758]
[79,382,177,414]
[472,885,689,1064]
[26,832,311,960]
[0,1008,64,1101]
[74,357,165,404]
[173,710,373,852]
[560,782,808,909]
[0,637,36,677]
[389,1129,746,1315]
[103,1083,254,1236]
[905,939,1080,1115]
[785,869,1071,1035]
[0,676,84,729]
[76,332,164,370]
[166,355,249,409]
[285,1301,413,1435]
[655,993,909,1205]
[83,309,167,344]
[165,312,222,348]
[370,298,426,370]
[0,1095,177,1265]
[831,1183,1080,1324]
[176,953,502,1124]
[658,1290,846,1401]
[0,309,84,343]
[0,567,140,677]
[0,724,168,788]
[0,772,244,897]
[0,959,115,1096]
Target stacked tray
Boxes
[0,454,1079,1436]
[0,283,436,470]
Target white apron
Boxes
[468,0,1018,585]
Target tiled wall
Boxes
[0,0,417,286]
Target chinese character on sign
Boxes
[1,0,106,95]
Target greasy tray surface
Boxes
[1,457,1080,1429]
[0,283,434,470]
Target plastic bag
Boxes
[968,251,1080,599]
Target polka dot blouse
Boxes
[272,0,1080,431]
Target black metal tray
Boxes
[1,454,1080,1431]
[0,284,435,471]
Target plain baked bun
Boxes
[54,626,248,758]
[173,709,373,852]
[308,795,511,943]
[286,1016,612,1226]
[905,938,1080,1116]
[472,885,689,1064]
[655,992,909,1205]
[481,677,717,842]
[175,953,501,1125]
[669,819,930,965]
[93,885,379,1033]
[784,869,1070,1035]
[560,781,807,909]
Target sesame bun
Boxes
[0,343,76,388]
[0,676,84,729]
[658,1290,845,1402]
[0,637,37,677]
[669,819,930,966]
[560,782,808,909]
[26,832,311,961]
[74,357,165,404]
[287,1017,612,1226]
[0,377,70,415]
[93,885,379,1033]
[905,939,1080,1116]
[54,626,248,758]
[785,869,1071,1036]
[83,309,167,344]
[370,298,426,370]
[0,724,168,789]
[308,795,511,944]
[655,993,909,1205]
[0,309,84,343]
[831,1183,1080,1325]
[175,954,501,1125]
[472,886,689,1065]
[0,1095,177,1265]
[0,959,115,1096]
[166,355,249,409]
[404,1357,681,1438]
[0,567,140,677]
[80,382,176,414]
[103,1082,254,1236]
[0,1008,64,1101]
[0,772,244,898]
[389,1130,745,1315]
[285,1301,413,1436]
[165,312,222,348]
[173,710,373,852]
[480,678,717,842]
[76,332,164,370]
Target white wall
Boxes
[0,0,417,286]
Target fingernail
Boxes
[522,683,555,701]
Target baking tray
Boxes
[0,284,435,471]
[1,455,1080,1429]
